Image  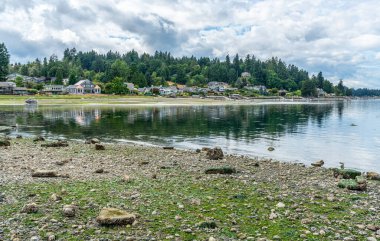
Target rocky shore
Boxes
[0,138,379,240]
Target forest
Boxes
[1,43,379,96]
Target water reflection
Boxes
[0,104,335,141]
[1,101,379,171]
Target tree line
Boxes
[0,42,379,96]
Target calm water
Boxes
[0,100,379,172]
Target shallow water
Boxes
[0,100,379,171]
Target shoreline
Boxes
[0,95,354,107]
[0,138,379,240]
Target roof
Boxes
[0,82,16,87]
[94,85,101,89]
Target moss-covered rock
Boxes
[198,221,217,229]
[205,167,236,174]
[338,178,366,191]
[333,168,361,179]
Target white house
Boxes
[66,79,101,94]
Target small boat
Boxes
[25,99,38,105]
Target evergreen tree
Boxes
[0,43,10,81]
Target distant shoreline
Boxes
[0,95,371,107]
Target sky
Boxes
[1,0,380,88]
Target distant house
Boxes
[6,73,23,81]
[159,86,178,96]
[66,79,101,94]
[13,87,28,95]
[0,82,16,94]
[124,82,135,91]
[43,85,66,95]
[208,82,229,92]
[317,88,326,97]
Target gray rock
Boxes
[206,147,224,160]
[63,205,77,217]
[21,203,39,214]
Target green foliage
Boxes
[15,76,24,87]
[5,47,353,96]
[301,79,317,97]
[105,77,128,94]
[333,168,361,179]
[0,43,10,81]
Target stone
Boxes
[21,203,39,213]
[267,147,275,151]
[163,146,174,150]
[16,135,22,139]
[32,170,59,178]
[269,212,278,220]
[311,160,324,167]
[50,193,62,202]
[47,235,55,241]
[367,172,380,181]
[338,179,366,191]
[196,149,201,153]
[205,166,236,174]
[208,238,216,241]
[33,136,45,142]
[96,208,136,226]
[206,147,224,160]
[0,139,10,147]
[95,144,105,150]
[90,138,100,144]
[95,168,104,174]
[333,168,362,179]
[41,140,69,148]
[30,236,39,241]
[367,225,380,231]
[276,202,285,208]
[198,221,217,229]
[367,237,377,241]
[123,175,132,182]
[63,204,77,217]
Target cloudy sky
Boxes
[1,0,380,88]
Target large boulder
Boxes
[367,172,380,181]
[333,168,362,179]
[311,160,324,167]
[96,208,136,226]
[62,204,77,217]
[338,176,367,191]
[95,143,105,150]
[206,147,224,160]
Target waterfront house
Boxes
[208,82,230,92]
[13,87,28,95]
[66,79,101,94]
[43,85,66,95]
[0,82,16,94]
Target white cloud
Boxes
[0,0,380,88]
